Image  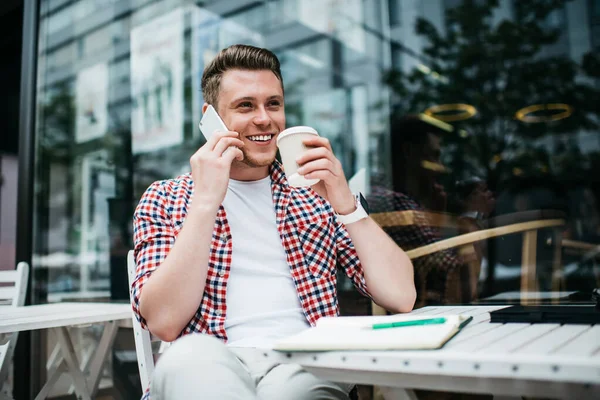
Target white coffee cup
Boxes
[276,126,321,187]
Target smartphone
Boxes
[198,105,228,141]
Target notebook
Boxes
[273,314,472,352]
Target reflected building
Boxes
[21,0,600,397]
[35,0,402,303]
[34,0,600,315]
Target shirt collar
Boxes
[269,160,289,189]
[189,160,289,194]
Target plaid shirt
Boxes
[368,186,474,308]
[132,161,370,340]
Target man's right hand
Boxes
[190,130,244,209]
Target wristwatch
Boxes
[336,193,370,225]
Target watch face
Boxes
[358,193,370,215]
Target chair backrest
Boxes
[404,218,565,260]
[0,262,28,307]
[370,211,567,313]
[127,250,157,390]
[0,262,30,392]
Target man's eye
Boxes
[238,102,252,108]
[268,101,281,107]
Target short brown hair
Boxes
[201,44,284,107]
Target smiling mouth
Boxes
[247,134,274,142]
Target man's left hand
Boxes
[296,136,356,215]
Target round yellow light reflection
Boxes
[514,103,573,123]
[424,103,477,122]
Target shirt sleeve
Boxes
[131,181,176,329]
[334,215,372,299]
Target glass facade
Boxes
[29,0,599,396]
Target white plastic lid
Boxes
[276,126,319,144]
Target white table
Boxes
[266,306,600,400]
[0,302,131,400]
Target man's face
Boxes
[214,69,285,169]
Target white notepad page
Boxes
[273,315,470,352]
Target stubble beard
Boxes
[235,147,276,169]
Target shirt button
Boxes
[215,310,222,316]
[218,270,225,277]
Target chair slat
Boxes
[0,262,28,387]
[0,287,17,302]
[0,270,20,283]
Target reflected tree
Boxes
[383,0,600,188]
[40,82,76,158]
[382,0,600,295]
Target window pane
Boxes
[30,0,600,395]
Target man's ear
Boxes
[201,103,209,114]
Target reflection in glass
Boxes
[378,0,600,306]
[29,0,600,395]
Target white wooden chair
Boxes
[127,250,169,392]
[0,262,29,400]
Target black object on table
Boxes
[490,305,600,324]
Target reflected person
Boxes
[131,44,416,400]
[369,114,493,308]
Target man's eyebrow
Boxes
[230,96,255,105]
[229,95,283,105]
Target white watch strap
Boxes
[336,196,369,225]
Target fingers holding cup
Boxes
[296,158,338,180]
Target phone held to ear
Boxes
[199,105,228,141]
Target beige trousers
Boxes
[150,334,353,400]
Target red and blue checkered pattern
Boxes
[132,161,370,343]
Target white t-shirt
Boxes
[222,176,310,348]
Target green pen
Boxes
[372,317,447,330]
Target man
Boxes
[368,114,494,308]
[132,44,415,400]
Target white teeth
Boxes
[248,135,272,142]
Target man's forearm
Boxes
[139,202,218,342]
[345,217,416,313]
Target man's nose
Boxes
[253,107,270,126]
